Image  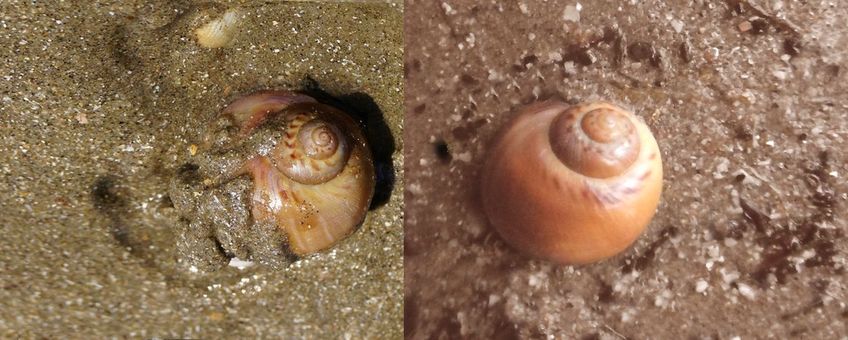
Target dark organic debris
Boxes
[563,47,596,66]
[452,119,487,141]
[627,42,661,67]
[749,17,769,35]
[597,280,615,303]
[621,225,678,274]
[460,73,479,85]
[740,199,769,233]
[783,37,802,56]
[742,151,841,286]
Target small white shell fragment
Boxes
[228,257,255,270]
[563,61,577,75]
[195,9,241,48]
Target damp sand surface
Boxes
[0,1,402,337]
[405,1,846,339]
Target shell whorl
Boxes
[549,103,640,179]
[272,112,350,185]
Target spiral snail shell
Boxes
[480,100,663,264]
[201,90,375,256]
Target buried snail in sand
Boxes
[170,91,375,270]
[480,101,662,265]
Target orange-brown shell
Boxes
[215,91,375,255]
[480,101,663,264]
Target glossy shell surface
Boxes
[480,100,663,264]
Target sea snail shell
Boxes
[480,101,663,264]
[207,90,375,255]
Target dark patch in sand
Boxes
[597,279,615,303]
[627,42,661,67]
[434,140,452,163]
[90,175,154,267]
[451,119,487,141]
[434,311,462,338]
[621,225,679,274]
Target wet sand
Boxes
[405,0,846,339]
[0,1,402,337]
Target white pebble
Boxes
[736,283,756,300]
[519,3,529,14]
[528,272,545,288]
[488,294,501,306]
[563,61,577,75]
[671,20,684,33]
[562,4,581,22]
[714,157,729,178]
[455,151,472,163]
[721,269,741,285]
[548,51,563,63]
[707,244,721,259]
[695,280,709,293]
[228,257,255,270]
[441,2,456,15]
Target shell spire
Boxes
[272,111,351,185]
